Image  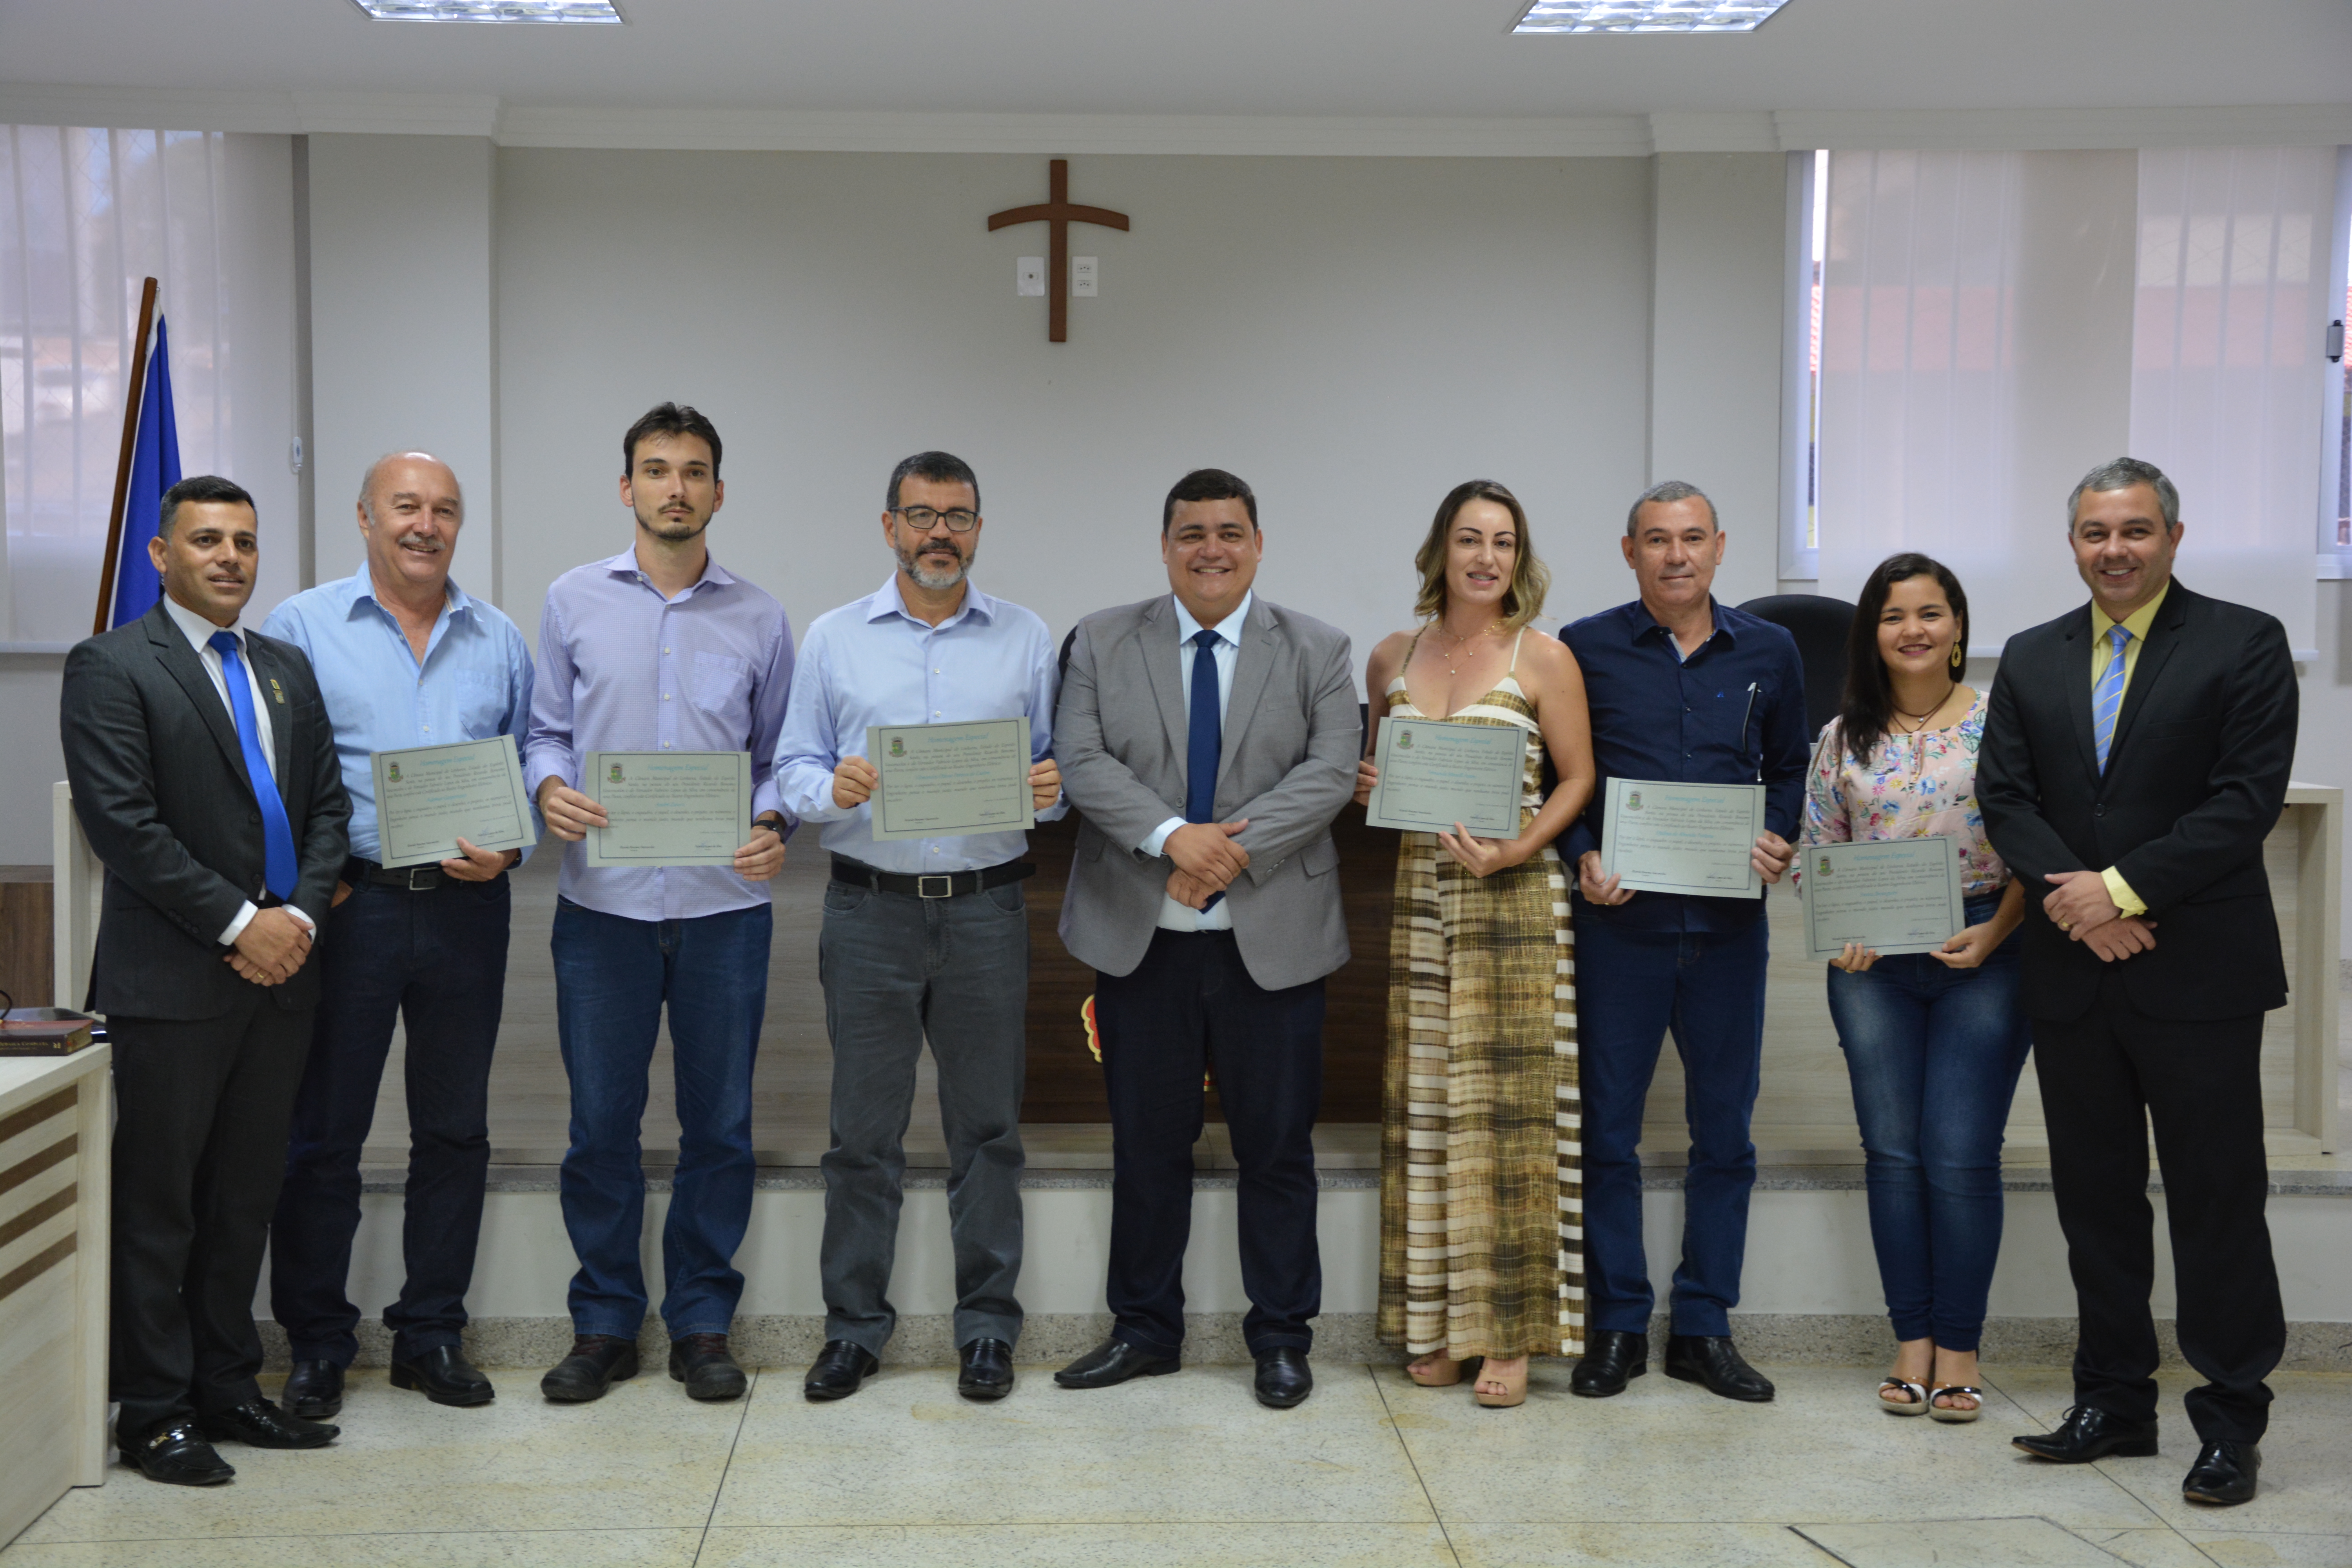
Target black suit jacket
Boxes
[60,600,350,1020]
[1978,579,2296,1023]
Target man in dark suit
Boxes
[1979,456,2294,1507]
[61,475,351,1485]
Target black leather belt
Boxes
[345,857,444,891]
[830,856,1033,900]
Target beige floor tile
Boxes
[0,1529,702,1567]
[1383,1364,2162,1531]
[1990,1367,2352,1538]
[1446,1521,1840,1566]
[710,1361,1436,1527]
[15,1372,745,1544]
[1792,1516,2204,1566]
[2183,1531,2352,1566]
[695,1522,1459,1567]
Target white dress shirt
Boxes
[159,594,310,945]
[1141,590,1253,932]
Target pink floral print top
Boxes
[1798,690,2010,898]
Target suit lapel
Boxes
[1139,596,1190,764]
[145,603,254,793]
[2103,584,2190,777]
[1216,599,1279,795]
[2060,606,2099,782]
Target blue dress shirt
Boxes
[774,574,1064,873]
[1560,597,1807,933]
[262,566,538,866]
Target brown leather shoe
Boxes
[541,1334,640,1403]
[669,1333,748,1401]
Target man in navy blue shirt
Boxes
[1559,480,1807,1404]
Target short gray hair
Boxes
[358,450,462,523]
[2067,456,2178,530]
[1626,479,1717,537]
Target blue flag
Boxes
[109,314,182,628]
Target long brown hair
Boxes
[1838,552,1970,763]
[1412,479,1550,633]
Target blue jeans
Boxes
[1825,895,2032,1353]
[550,897,771,1340]
[1573,912,1768,1338]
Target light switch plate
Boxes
[1072,256,1098,297]
[1016,257,1045,297]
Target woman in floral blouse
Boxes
[1801,553,2030,1424]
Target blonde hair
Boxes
[1412,479,1549,633]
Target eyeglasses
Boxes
[891,506,979,533]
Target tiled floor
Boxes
[6,1364,2346,1566]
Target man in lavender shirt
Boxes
[521,403,794,1405]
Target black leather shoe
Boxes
[2182,1439,2260,1504]
[541,1334,641,1403]
[200,1397,339,1449]
[958,1338,1015,1401]
[670,1333,748,1402]
[391,1344,496,1407]
[117,1420,235,1486]
[1664,1334,1775,1403]
[1254,1347,1313,1409]
[804,1339,880,1401]
[1570,1330,1649,1398]
[283,1359,345,1420]
[2013,1403,2162,1463]
[1054,1337,1180,1390]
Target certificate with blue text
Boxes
[866,717,1035,842]
[1363,716,1526,837]
[370,735,535,869]
[582,751,753,868]
[1600,777,1764,898]
[1801,837,1964,962]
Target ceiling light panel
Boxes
[1513,1,1789,32]
[349,0,622,22]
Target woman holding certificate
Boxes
[1800,553,2030,1424]
[1355,480,1596,1410]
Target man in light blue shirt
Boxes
[259,452,535,1421]
[774,450,1063,1405]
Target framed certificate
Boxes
[866,717,1035,842]
[583,751,753,868]
[1363,716,1525,837]
[1600,777,1766,899]
[370,735,535,869]
[1801,837,1965,962]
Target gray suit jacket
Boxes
[1054,593,1356,991]
[61,600,350,1020]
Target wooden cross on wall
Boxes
[989,159,1129,343]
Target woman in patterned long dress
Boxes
[1357,480,1596,1409]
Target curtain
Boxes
[0,126,287,646]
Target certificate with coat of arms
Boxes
[582,750,753,867]
[1599,776,1766,898]
[865,717,1035,841]
[1800,837,1964,962]
[1362,716,1526,837]
[370,735,536,869]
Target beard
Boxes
[897,535,973,591]
[635,503,710,544]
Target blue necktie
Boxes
[1186,628,1223,911]
[2093,623,2130,772]
[210,631,298,900]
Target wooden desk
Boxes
[0,1046,111,1543]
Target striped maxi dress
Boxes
[1376,647,1585,1360]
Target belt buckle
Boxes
[916,874,954,899]
[404,865,439,891]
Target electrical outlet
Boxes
[1016,257,1045,297]
[1072,257,1098,297]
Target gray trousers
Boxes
[817,874,1029,1355]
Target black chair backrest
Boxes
[1734,593,1856,739]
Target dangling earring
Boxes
[1950,642,1965,671]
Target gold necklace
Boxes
[1435,619,1503,675]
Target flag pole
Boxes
[93,277,160,636]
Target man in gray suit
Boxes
[61,475,350,1484]
[1051,468,1357,1409]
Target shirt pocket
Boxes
[452,667,511,737]
[689,651,753,726]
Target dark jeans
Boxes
[2033,968,2283,1444]
[110,992,312,1439]
[269,874,510,1366]
[551,897,771,1340]
[1824,895,2032,1353]
[1093,929,1325,1358]
[817,876,1029,1356]
[1573,911,1768,1338]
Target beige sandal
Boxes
[1473,1358,1528,1409]
[1406,1353,1480,1388]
